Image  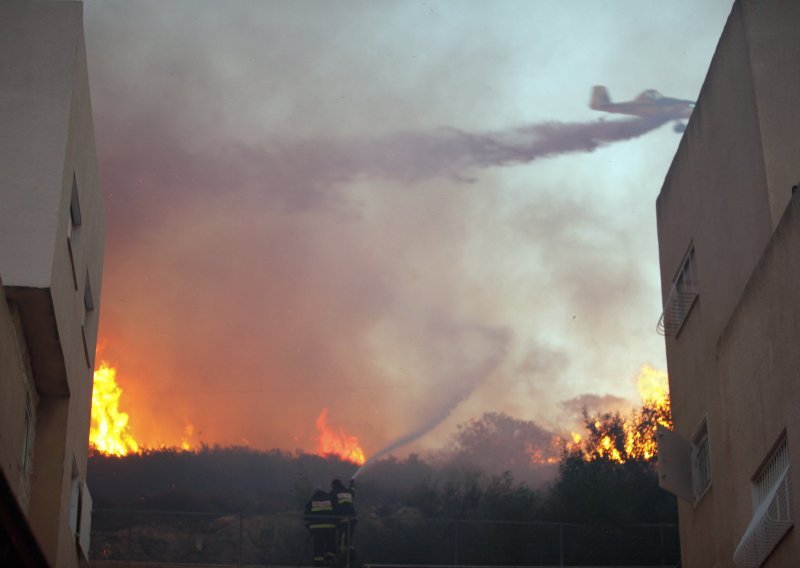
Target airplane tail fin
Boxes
[590,85,611,110]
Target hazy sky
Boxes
[84,0,733,456]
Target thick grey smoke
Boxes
[93,113,670,453]
[82,0,726,455]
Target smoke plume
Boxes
[288,115,669,187]
[93,113,670,454]
[83,0,708,457]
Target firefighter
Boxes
[304,486,336,567]
[330,478,357,562]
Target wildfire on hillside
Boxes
[90,362,198,456]
[90,363,141,456]
[89,355,667,468]
[315,408,366,465]
[89,362,365,462]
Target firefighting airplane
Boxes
[589,85,695,133]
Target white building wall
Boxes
[0,3,104,567]
[0,1,83,289]
[656,1,800,566]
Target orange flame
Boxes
[572,364,671,463]
[626,364,671,460]
[636,364,670,410]
[526,437,563,465]
[90,363,140,456]
[90,362,199,455]
[181,422,196,451]
[315,408,366,465]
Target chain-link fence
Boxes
[91,510,679,567]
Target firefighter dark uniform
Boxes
[304,488,336,566]
[331,479,357,560]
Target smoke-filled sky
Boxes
[84,0,732,456]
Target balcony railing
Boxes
[733,466,793,568]
[657,283,698,336]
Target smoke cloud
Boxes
[102,114,669,233]
[82,0,727,457]
[96,114,662,453]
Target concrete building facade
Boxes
[656,1,800,566]
[0,2,104,566]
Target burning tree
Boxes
[569,364,672,463]
[547,375,678,532]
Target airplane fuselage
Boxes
[590,86,694,121]
[596,100,693,120]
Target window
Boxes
[78,484,92,558]
[68,457,93,556]
[83,270,94,312]
[22,397,32,471]
[81,270,95,367]
[657,245,699,336]
[656,418,713,504]
[70,174,82,226]
[81,325,90,367]
[675,247,697,301]
[692,418,711,502]
[734,433,793,567]
[67,175,81,290]
[752,435,790,509]
[68,458,80,536]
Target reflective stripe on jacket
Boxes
[305,491,336,530]
[308,522,336,529]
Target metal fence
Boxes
[90,510,679,567]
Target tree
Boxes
[544,407,679,564]
[442,412,559,486]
